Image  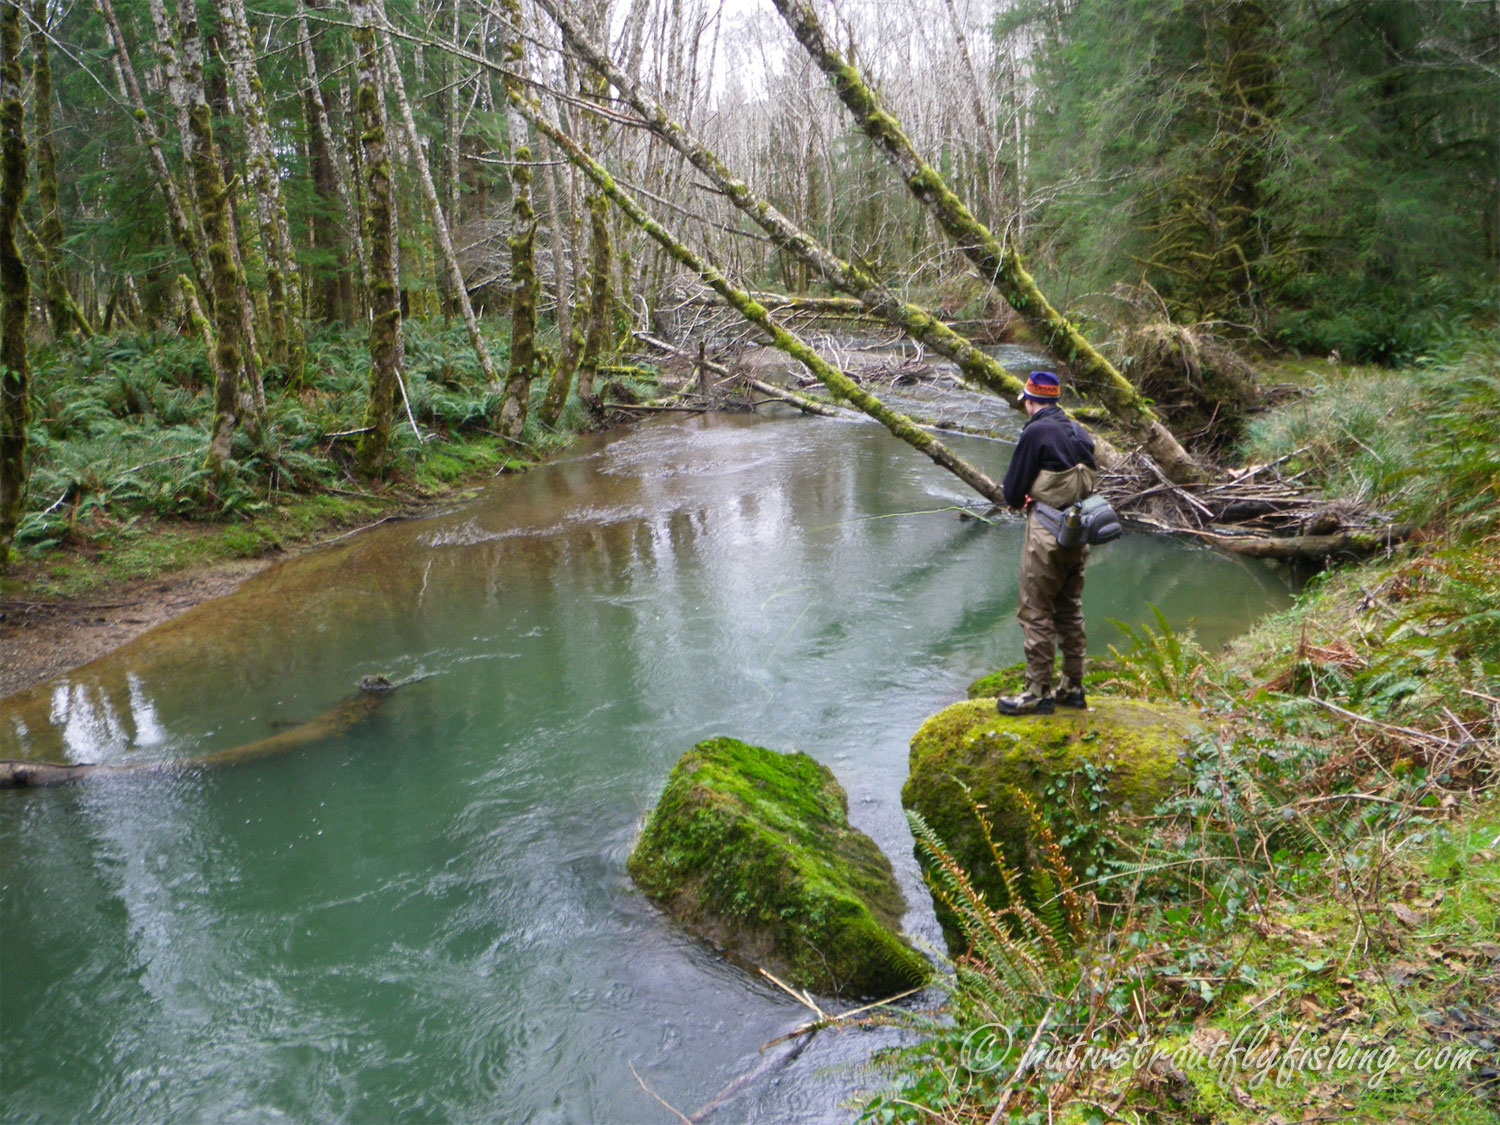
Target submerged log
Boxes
[0,676,405,789]
[1182,525,1413,561]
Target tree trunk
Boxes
[149,0,263,412]
[205,25,273,375]
[536,134,577,428]
[295,0,354,323]
[105,0,210,301]
[376,7,498,388]
[518,99,1006,505]
[574,186,614,405]
[351,0,403,477]
[341,66,371,303]
[767,0,1202,484]
[496,0,538,440]
[219,0,305,368]
[171,0,244,480]
[0,0,29,565]
[27,0,89,339]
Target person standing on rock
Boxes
[996,371,1097,716]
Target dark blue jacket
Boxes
[1002,405,1097,509]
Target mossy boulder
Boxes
[628,737,931,999]
[967,660,1115,701]
[903,697,1199,952]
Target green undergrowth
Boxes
[5,318,657,599]
[858,340,1499,1122]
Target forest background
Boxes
[0,0,1495,573]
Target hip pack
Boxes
[1032,495,1124,548]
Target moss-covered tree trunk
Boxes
[351,0,402,477]
[515,98,1006,504]
[98,0,210,306]
[172,0,243,479]
[376,7,497,388]
[27,0,90,339]
[573,187,614,405]
[496,0,538,440]
[536,138,577,429]
[294,0,355,323]
[0,0,29,564]
[218,0,304,369]
[767,0,1202,483]
[556,3,615,414]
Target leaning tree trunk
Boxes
[99,0,209,304]
[767,0,1202,484]
[28,0,91,339]
[172,0,244,479]
[516,98,1006,504]
[529,0,1070,431]
[376,6,498,388]
[351,0,402,477]
[545,0,615,419]
[0,0,29,565]
[495,0,538,440]
[218,0,304,369]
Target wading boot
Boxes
[1054,679,1087,710]
[997,690,1054,716]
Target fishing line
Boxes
[809,505,1007,532]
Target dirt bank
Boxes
[0,560,269,700]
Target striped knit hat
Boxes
[1022,370,1062,403]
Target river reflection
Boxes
[2,413,1294,1123]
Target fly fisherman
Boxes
[997,371,1098,715]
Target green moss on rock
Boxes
[967,661,1115,701]
[628,737,930,999]
[902,698,1199,952]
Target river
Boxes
[1,409,1294,1122]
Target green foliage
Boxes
[1019,0,1497,351]
[15,317,560,556]
[1242,338,1500,535]
[1104,604,1210,701]
[859,805,1091,1123]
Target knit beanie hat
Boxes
[1022,370,1062,402]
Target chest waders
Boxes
[1018,464,1097,700]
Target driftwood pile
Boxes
[1096,449,1406,561]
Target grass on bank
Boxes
[5,318,657,598]
[858,335,1500,1124]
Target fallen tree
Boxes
[767,0,1202,484]
[493,79,1007,504]
[529,0,1129,471]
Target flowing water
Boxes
[1,411,1295,1123]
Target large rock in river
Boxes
[902,697,1199,952]
[628,737,931,999]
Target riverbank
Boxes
[0,458,494,697]
[0,316,668,698]
[862,336,1500,1122]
